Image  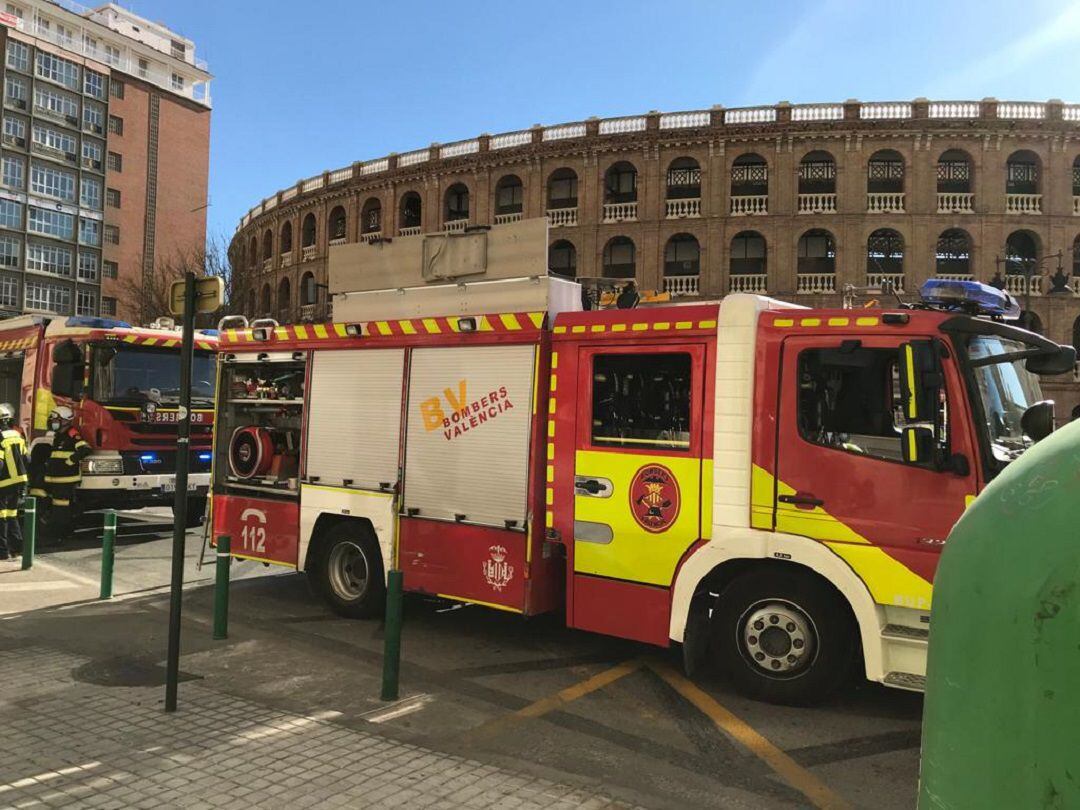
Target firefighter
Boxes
[0,403,26,560]
[43,406,89,544]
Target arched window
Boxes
[248,236,257,268]
[664,233,700,276]
[328,206,347,242]
[867,149,904,194]
[798,151,836,195]
[1073,156,1080,197]
[548,240,576,278]
[445,183,469,222]
[602,236,635,278]
[1020,310,1043,334]
[495,175,524,216]
[937,149,972,195]
[301,213,316,248]
[1074,234,1080,276]
[547,168,578,209]
[400,192,422,231]
[666,157,700,200]
[1006,150,1040,195]
[259,284,271,314]
[277,277,291,315]
[730,231,766,275]
[730,154,768,214]
[1005,230,1038,275]
[261,228,272,261]
[361,198,381,235]
[604,161,637,203]
[300,272,316,306]
[797,229,836,274]
[936,229,972,277]
[279,220,292,254]
[866,228,904,276]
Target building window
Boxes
[547,168,578,209]
[5,40,28,73]
[35,52,80,91]
[108,77,124,98]
[170,73,184,91]
[5,75,28,109]
[75,288,96,315]
[0,199,21,230]
[136,58,148,79]
[33,85,78,121]
[604,162,638,203]
[495,175,523,215]
[77,250,99,282]
[0,275,17,308]
[82,139,103,171]
[601,236,636,278]
[26,241,73,277]
[105,188,120,208]
[1,154,24,189]
[30,163,76,202]
[104,45,121,68]
[107,115,123,136]
[0,234,20,268]
[4,4,24,20]
[24,280,71,314]
[81,176,102,210]
[103,260,117,279]
[170,39,186,59]
[666,157,701,200]
[664,233,701,276]
[84,102,105,135]
[101,295,117,316]
[31,123,76,158]
[83,70,106,100]
[79,218,101,246]
[28,207,74,240]
[104,224,119,245]
[591,353,691,451]
[2,114,25,146]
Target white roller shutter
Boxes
[306,348,404,490]
[404,345,535,527]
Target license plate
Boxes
[162,480,198,494]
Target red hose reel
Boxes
[228,426,275,479]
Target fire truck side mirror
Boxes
[898,340,940,423]
[901,426,936,465]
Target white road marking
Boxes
[361,693,435,724]
[1,581,80,592]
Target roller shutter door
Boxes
[404,344,535,527]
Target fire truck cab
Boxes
[211,219,1074,703]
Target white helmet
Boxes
[49,405,74,426]
[0,403,13,424]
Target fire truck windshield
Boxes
[91,345,217,407]
[966,335,1045,462]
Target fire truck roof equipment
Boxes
[918,279,1021,319]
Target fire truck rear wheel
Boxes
[711,569,855,705]
[315,524,385,619]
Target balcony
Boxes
[399,226,421,237]
[1073,196,1080,215]
[728,274,767,294]
[796,273,837,294]
[262,258,272,273]
[665,198,701,219]
[866,193,905,213]
[302,245,317,261]
[866,272,905,294]
[31,141,78,166]
[1071,277,1080,296]
[1005,274,1042,296]
[329,237,347,247]
[547,207,578,227]
[280,253,293,268]
[664,275,699,297]
[360,231,382,243]
[936,273,974,282]
[443,219,468,233]
[798,193,837,214]
[1006,194,1041,214]
[938,193,974,214]
[494,212,523,225]
[730,195,767,215]
[602,202,637,223]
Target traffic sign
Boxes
[169,275,224,316]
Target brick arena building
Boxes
[230,98,1080,416]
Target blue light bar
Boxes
[65,316,133,329]
[140,452,159,463]
[197,452,212,462]
[919,279,1021,319]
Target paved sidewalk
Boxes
[0,643,639,809]
[0,557,100,615]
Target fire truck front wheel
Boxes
[313,523,386,619]
[711,569,855,705]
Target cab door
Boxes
[569,343,705,644]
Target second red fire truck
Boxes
[211,219,1073,703]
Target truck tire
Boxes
[174,497,208,529]
[313,522,386,619]
[710,568,855,705]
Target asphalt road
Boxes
[29,508,923,810]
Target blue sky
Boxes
[125,0,1080,242]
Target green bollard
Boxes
[212,535,231,640]
[919,420,1080,808]
[20,495,35,570]
[100,510,116,599]
[380,569,404,701]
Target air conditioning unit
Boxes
[12,99,25,110]
[65,114,78,125]
[64,152,77,162]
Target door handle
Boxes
[574,476,612,498]
[778,493,825,508]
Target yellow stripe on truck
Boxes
[904,344,917,419]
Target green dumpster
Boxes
[919,420,1080,808]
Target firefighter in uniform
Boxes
[43,406,90,544]
[0,403,26,559]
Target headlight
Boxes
[81,457,124,475]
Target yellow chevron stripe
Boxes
[294,325,309,340]
[529,312,544,329]
[313,324,328,339]
[500,313,521,331]
[477,315,494,332]
[422,318,441,334]
[376,321,392,336]
[333,323,348,337]
[400,320,417,335]
[123,335,137,343]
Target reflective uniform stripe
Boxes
[28,488,46,497]
[51,498,71,506]
[44,475,80,484]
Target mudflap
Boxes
[681,591,712,677]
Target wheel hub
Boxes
[327,541,369,601]
[740,600,816,677]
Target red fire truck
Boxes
[211,220,1073,703]
[0,314,218,525]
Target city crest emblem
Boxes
[629,464,681,533]
[482,545,514,592]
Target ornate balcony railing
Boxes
[602,202,638,223]
[867,192,905,213]
[302,245,317,261]
[728,274,768,294]
[280,253,293,268]
[798,193,837,214]
[936,273,974,282]
[494,212,523,225]
[1006,193,1042,214]
[547,207,578,227]
[1073,196,1080,215]
[359,231,382,243]
[797,273,837,294]
[1005,274,1042,296]
[664,275,699,296]
[730,195,768,215]
[866,272,905,293]
[665,198,701,219]
[660,111,710,129]
[399,226,421,237]
[938,192,974,213]
[329,167,352,184]
[598,116,647,135]
[329,237,347,246]
[1071,277,1080,295]
[443,219,469,233]
[262,258,273,273]
[490,130,531,150]
[791,103,844,122]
